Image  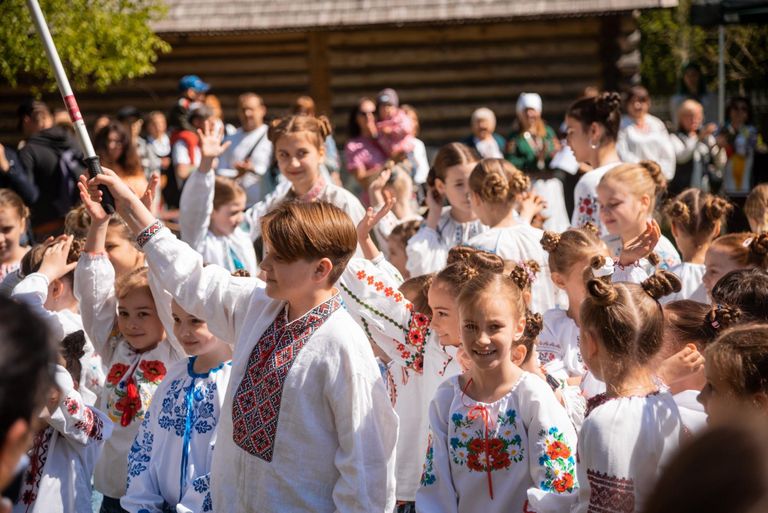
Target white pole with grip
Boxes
[26,0,115,212]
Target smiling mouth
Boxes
[473,348,497,357]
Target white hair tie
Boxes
[593,257,615,278]
[743,237,754,248]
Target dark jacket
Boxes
[19,126,82,227]
[0,146,39,206]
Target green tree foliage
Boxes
[638,0,768,94]
[0,0,171,92]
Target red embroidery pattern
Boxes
[19,428,54,506]
[586,469,635,513]
[107,363,129,386]
[74,407,106,441]
[232,295,342,462]
[136,220,164,248]
[65,397,79,415]
[139,360,167,383]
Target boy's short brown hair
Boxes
[261,201,357,284]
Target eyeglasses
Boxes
[632,96,650,103]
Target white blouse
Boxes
[179,170,259,276]
[466,224,557,313]
[571,162,621,234]
[572,391,683,513]
[406,207,487,277]
[416,373,579,513]
[122,357,232,513]
[617,115,677,181]
[141,228,398,513]
[662,262,708,304]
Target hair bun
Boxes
[666,200,691,226]
[507,169,530,196]
[639,160,667,195]
[316,115,333,140]
[749,232,768,256]
[508,260,539,290]
[581,222,599,236]
[482,171,510,202]
[524,311,543,340]
[647,252,661,266]
[447,246,504,273]
[706,304,741,333]
[641,270,682,300]
[540,231,561,253]
[586,277,619,305]
[702,196,733,223]
[596,91,622,116]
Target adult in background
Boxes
[617,85,676,181]
[117,106,158,179]
[145,111,171,176]
[506,92,569,231]
[292,95,341,186]
[17,101,81,239]
[669,61,718,126]
[401,104,430,185]
[94,121,148,197]
[165,106,212,209]
[217,93,273,206]
[344,97,388,202]
[669,99,725,195]
[168,75,209,133]
[461,107,505,159]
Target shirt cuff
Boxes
[136,220,164,248]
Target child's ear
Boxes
[511,344,527,366]
[670,222,679,240]
[752,391,768,411]
[313,258,334,284]
[49,278,63,300]
[550,272,567,290]
[434,178,447,196]
[514,315,526,341]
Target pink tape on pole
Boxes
[63,94,83,122]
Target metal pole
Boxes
[26,0,114,212]
[718,24,726,125]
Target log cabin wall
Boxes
[0,14,634,148]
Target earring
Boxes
[590,139,599,150]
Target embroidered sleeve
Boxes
[179,170,214,254]
[524,383,579,513]
[136,220,165,248]
[73,253,118,364]
[48,365,113,446]
[414,393,459,513]
[339,258,430,373]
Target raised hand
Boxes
[78,176,109,224]
[657,344,704,386]
[197,119,231,160]
[619,220,661,267]
[140,172,161,212]
[518,192,546,225]
[368,168,391,208]
[82,167,156,236]
[38,235,77,282]
[356,191,395,244]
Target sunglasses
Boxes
[632,96,650,103]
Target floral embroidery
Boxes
[107,363,129,386]
[232,295,342,462]
[355,270,404,304]
[192,475,213,512]
[586,469,635,513]
[420,433,436,486]
[158,379,217,437]
[65,397,79,415]
[74,406,106,441]
[538,427,577,494]
[537,350,557,365]
[139,360,167,383]
[19,428,54,506]
[127,413,154,483]
[449,408,524,473]
[576,194,599,227]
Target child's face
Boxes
[703,245,744,295]
[210,195,245,236]
[698,361,734,424]
[105,225,143,277]
[171,300,217,357]
[260,242,328,304]
[565,116,591,164]
[598,179,648,237]
[275,132,324,195]
[378,104,396,121]
[386,235,409,279]
[427,278,461,346]
[0,207,25,263]
[118,288,165,351]
[435,164,474,217]
[460,293,525,371]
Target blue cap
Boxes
[178,75,210,93]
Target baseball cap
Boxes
[116,105,142,122]
[377,88,399,108]
[178,75,211,93]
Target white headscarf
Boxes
[516,92,543,114]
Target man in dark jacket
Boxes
[17,100,82,238]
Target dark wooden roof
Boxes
[152,0,677,34]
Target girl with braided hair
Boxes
[573,258,684,513]
[662,188,732,303]
[416,267,578,513]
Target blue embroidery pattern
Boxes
[192,475,212,512]
[127,411,154,482]
[157,379,217,437]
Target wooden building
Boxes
[0,0,677,146]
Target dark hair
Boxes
[347,97,374,139]
[389,220,421,246]
[93,121,142,176]
[261,201,357,284]
[626,85,650,106]
[662,300,739,357]
[663,189,732,245]
[581,256,681,378]
[426,143,480,188]
[566,92,622,143]
[23,238,84,284]
[727,96,753,125]
[0,296,57,443]
[711,268,768,323]
[61,330,86,385]
[705,323,768,398]
[677,61,708,97]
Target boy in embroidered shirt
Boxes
[80,169,397,513]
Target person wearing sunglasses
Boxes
[617,85,676,182]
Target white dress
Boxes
[13,366,112,513]
[179,170,259,275]
[416,373,579,513]
[570,162,621,234]
[11,272,106,406]
[406,207,487,277]
[122,357,232,513]
[73,254,183,499]
[466,224,557,313]
[140,227,398,513]
[662,262,708,304]
[572,391,683,513]
[617,115,677,181]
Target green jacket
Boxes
[505,125,558,173]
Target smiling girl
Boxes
[75,191,182,512]
[406,143,486,276]
[416,269,578,513]
[0,189,30,281]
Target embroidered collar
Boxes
[290,176,327,203]
[585,390,661,418]
[187,356,232,379]
[282,293,343,335]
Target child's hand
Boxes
[81,167,136,210]
[357,192,395,244]
[140,172,161,212]
[518,192,546,225]
[38,235,77,283]
[368,168,391,207]
[657,344,704,386]
[619,220,661,267]
[197,119,231,160]
[78,177,110,224]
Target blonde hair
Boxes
[745,184,768,233]
[710,232,768,270]
[541,224,604,274]
[468,158,529,204]
[115,266,152,300]
[64,205,91,238]
[213,176,246,210]
[663,188,732,245]
[268,114,332,151]
[601,160,666,214]
[0,189,29,225]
